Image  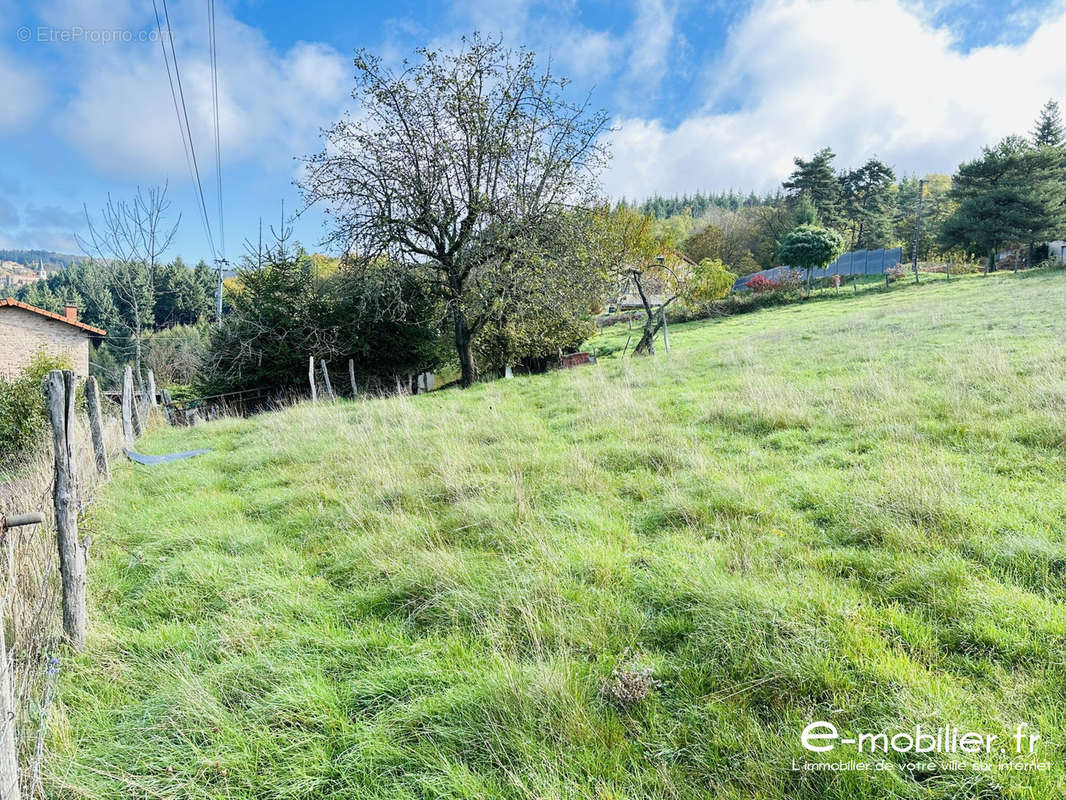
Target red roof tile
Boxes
[0,298,107,336]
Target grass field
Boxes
[45,269,1066,799]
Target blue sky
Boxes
[1,0,1065,263]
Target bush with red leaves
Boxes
[745,274,780,293]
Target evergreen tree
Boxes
[783,148,844,231]
[840,158,896,249]
[941,136,1066,271]
[1032,99,1065,148]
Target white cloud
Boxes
[35,0,141,30]
[58,3,350,179]
[0,50,46,132]
[619,0,680,103]
[603,0,1066,199]
[548,29,618,83]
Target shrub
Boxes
[688,258,737,304]
[885,265,907,283]
[145,324,209,387]
[0,351,74,470]
[745,274,780,293]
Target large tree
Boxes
[940,136,1066,271]
[301,35,609,387]
[783,148,844,230]
[840,157,896,249]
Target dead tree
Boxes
[76,184,180,389]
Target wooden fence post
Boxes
[159,387,173,425]
[0,513,43,800]
[308,356,317,404]
[42,371,88,652]
[146,370,158,407]
[320,360,336,402]
[84,376,109,477]
[0,612,17,800]
[348,359,357,398]
[133,384,146,434]
[121,366,135,446]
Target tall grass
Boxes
[43,269,1066,798]
[1,397,130,798]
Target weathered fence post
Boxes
[146,369,158,407]
[159,387,173,424]
[0,513,42,800]
[0,598,18,800]
[320,360,336,402]
[348,359,357,398]
[121,365,135,446]
[308,356,317,404]
[133,383,146,434]
[42,371,88,652]
[84,376,109,478]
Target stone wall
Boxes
[0,307,91,378]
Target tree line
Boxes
[663,100,1066,278]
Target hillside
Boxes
[0,250,79,291]
[47,271,1066,799]
[0,249,80,271]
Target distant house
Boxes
[0,260,45,290]
[611,251,695,310]
[0,298,106,378]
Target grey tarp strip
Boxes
[123,449,212,465]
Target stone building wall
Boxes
[0,307,91,378]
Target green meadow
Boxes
[46,270,1066,799]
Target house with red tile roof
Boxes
[0,298,106,378]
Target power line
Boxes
[151,0,206,253]
[208,0,227,328]
[208,0,224,258]
[151,0,216,261]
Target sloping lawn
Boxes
[46,270,1066,798]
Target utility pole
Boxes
[214,257,228,329]
[912,178,924,285]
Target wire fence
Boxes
[0,383,126,798]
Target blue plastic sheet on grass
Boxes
[123,448,212,465]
